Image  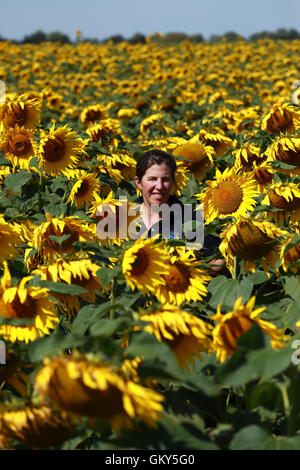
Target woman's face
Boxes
[134,163,174,207]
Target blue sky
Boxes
[2,0,300,41]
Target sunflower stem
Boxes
[38,169,45,212]
[110,278,116,318]
[232,256,237,280]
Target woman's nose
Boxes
[155,179,163,190]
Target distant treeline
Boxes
[1,28,300,45]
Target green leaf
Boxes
[4,171,32,191]
[126,331,184,377]
[28,330,86,362]
[48,234,70,246]
[72,241,113,257]
[71,303,114,335]
[261,435,300,450]
[285,276,300,300]
[44,203,67,218]
[216,325,292,387]
[39,280,87,295]
[96,266,121,289]
[159,413,219,450]
[245,381,283,411]
[208,275,254,310]
[90,317,131,336]
[229,425,270,450]
[282,300,300,329]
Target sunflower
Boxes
[211,296,289,363]
[251,161,274,194]
[137,304,213,369]
[197,129,233,158]
[233,143,267,171]
[0,405,74,449]
[196,167,259,224]
[0,216,23,264]
[38,123,85,176]
[0,351,31,398]
[265,136,300,175]
[117,108,139,120]
[85,119,123,148]
[155,247,211,305]
[140,113,164,134]
[31,214,96,263]
[122,238,170,295]
[261,103,300,134]
[89,192,139,246]
[219,217,288,275]
[142,136,186,154]
[67,172,100,208]
[233,107,260,134]
[34,355,164,429]
[279,226,300,274]
[173,141,215,180]
[262,183,300,225]
[33,258,105,316]
[0,166,12,185]
[0,125,38,170]
[0,93,41,130]
[97,150,136,183]
[80,104,108,126]
[0,262,59,343]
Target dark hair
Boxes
[135,149,177,181]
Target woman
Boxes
[134,149,224,269]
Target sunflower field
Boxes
[0,36,300,451]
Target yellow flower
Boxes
[262,183,300,225]
[38,123,85,176]
[251,161,274,194]
[261,103,300,134]
[138,304,213,369]
[279,226,300,274]
[0,405,74,449]
[33,258,105,316]
[155,247,211,305]
[31,214,96,263]
[173,141,215,180]
[35,355,164,429]
[0,94,41,130]
[219,217,287,275]
[196,167,259,224]
[233,143,267,171]
[97,150,136,183]
[89,192,139,246]
[80,104,108,126]
[67,172,100,208]
[0,351,31,398]
[85,119,123,148]
[211,296,289,363]
[265,136,300,175]
[122,238,170,295]
[0,126,38,170]
[140,113,164,134]
[197,129,233,158]
[0,216,23,264]
[117,108,139,120]
[0,262,59,343]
